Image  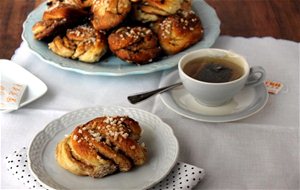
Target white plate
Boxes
[22,0,220,76]
[0,59,47,113]
[160,71,269,122]
[28,106,179,190]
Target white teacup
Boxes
[178,48,266,107]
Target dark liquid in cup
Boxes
[183,57,244,83]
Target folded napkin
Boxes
[6,148,205,190]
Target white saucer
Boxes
[160,71,269,122]
[0,59,47,113]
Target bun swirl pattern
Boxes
[32,3,89,40]
[108,26,161,64]
[91,0,132,30]
[153,10,204,55]
[56,116,147,178]
[48,24,107,63]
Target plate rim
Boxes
[21,0,220,76]
[160,70,269,123]
[28,106,179,189]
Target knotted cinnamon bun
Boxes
[32,3,89,40]
[48,24,107,63]
[108,26,161,64]
[56,116,147,178]
[132,0,192,23]
[91,0,132,30]
[153,10,204,55]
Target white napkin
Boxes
[3,36,299,190]
[5,148,205,190]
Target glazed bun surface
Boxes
[91,0,132,30]
[49,25,107,63]
[55,116,147,178]
[32,3,89,40]
[153,10,204,55]
[108,26,161,64]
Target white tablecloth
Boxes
[1,36,299,189]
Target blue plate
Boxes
[22,0,220,76]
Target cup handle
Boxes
[245,66,266,86]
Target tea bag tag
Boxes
[264,80,283,94]
[0,80,27,110]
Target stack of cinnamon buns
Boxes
[32,0,204,64]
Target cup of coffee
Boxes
[178,48,266,107]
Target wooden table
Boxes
[0,0,299,59]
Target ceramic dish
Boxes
[28,106,179,189]
[22,0,220,76]
[0,59,47,113]
[160,71,269,122]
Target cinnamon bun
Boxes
[48,24,107,63]
[91,0,132,30]
[132,0,192,23]
[153,10,204,55]
[32,3,89,40]
[55,116,147,178]
[108,26,161,64]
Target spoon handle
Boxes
[127,82,182,104]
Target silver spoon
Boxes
[127,82,183,104]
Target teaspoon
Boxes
[127,82,183,104]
